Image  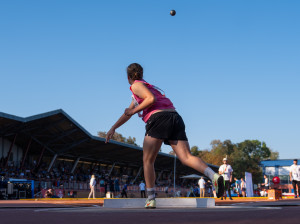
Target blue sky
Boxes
[1,1,299,159]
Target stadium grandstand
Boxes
[0,109,217,199]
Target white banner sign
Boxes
[279,167,290,175]
[245,172,253,197]
[265,167,275,175]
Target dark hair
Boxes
[294,159,298,162]
[127,63,143,81]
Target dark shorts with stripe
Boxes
[145,111,188,145]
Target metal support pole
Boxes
[21,138,32,168]
[132,167,143,184]
[71,157,80,174]
[156,170,164,182]
[5,134,17,168]
[91,162,97,173]
[173,155,176,197]
[36,146,45,168]
[47,154,57,172]
[30,136,55,154]
[108,162,116,176]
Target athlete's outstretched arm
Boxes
[106,101,135,143]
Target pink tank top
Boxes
[130,80,175,123]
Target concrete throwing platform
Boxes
[103,198,215,208]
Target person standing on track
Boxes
[100,178,105,197]
[198,176,206,198]
[139,181,146,198]
[114,177,120,195]
[105,63,224,208]
[290,159,300,198]
[219,158,233,200]
[121,183,128,198]
[88,175,96,199]
[234,177,241,196]
[261,175,269,196]
[164,185,169,197]
[241,177,246,197]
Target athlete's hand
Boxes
[124,108,135,116]
[106,128,115,143]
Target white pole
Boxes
[173,154,176,197]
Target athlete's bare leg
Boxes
[169,140,208,173]
[143,135,163,189]
[169,139,224,198]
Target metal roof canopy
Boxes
[260,159,299,167]
[0,110,218,174]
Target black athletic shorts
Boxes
[145,111,188,145]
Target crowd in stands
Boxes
[4,157,257,199]
[0,157,182,196]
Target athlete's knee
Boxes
[179,154,193,166]
[143,156,155,165]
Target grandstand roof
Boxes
[260,159,300,167]
[0,110,218,174]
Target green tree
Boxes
[268,150,279,160]
[193,139,276,184]
[199,139,237,166]
[231,140,271,183]
[190,146,199,156]
[126,136,138,146]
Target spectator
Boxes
[100,178,105,197]
[121,183,128,198]
[193,185,199,197]
[45,189,52,198]
[164,185,169,197]
[109,177,115,194]
[289,159,300,198]
[45,189,56,198]
[187,185,195,197]
[69,190,75,198]
[114,177,120,194]
[104,177,108,194]
[234,177,241,196]
[139,181,146,198]
[219,158,233,200]
[88,174,96,199]
[261,175,269,196]
[206,180,212,197]
[241,178,246,197]
[198,177,206,198]
[37,183,41,193]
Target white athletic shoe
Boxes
[213,174,225,198]
[145,199,156,209]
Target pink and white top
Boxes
[130,79,175,123]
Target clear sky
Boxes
[1,1,299,159]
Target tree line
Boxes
[187,139,278,184]
[98,131,138,146]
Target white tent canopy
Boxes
[180,174,203,179]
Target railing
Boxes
[33,180,189,195]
